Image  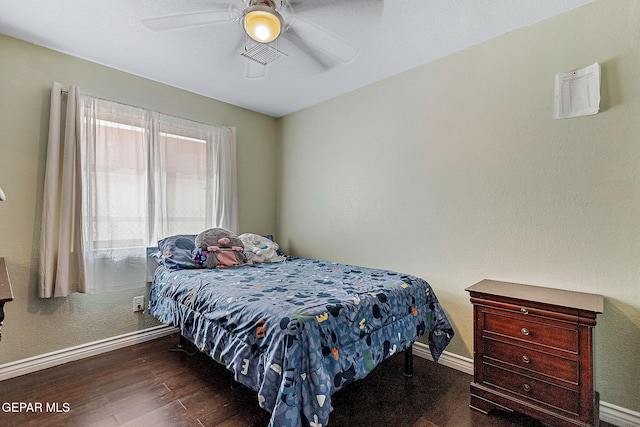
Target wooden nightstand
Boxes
[466,279,603,427]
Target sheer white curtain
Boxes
[146,113,238,241]
[39,83,238,297]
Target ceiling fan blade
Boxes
[142,9,234,31]
[287,0,384,15]
[281,31,334,72]
[245,59,267,79]
[286,16,359,64]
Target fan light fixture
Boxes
[243,1,283,43]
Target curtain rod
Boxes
[57,86,233,131]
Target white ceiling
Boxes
[0,0,595,117]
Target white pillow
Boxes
[239,233,285,263]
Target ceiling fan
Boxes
[142,0,376,78]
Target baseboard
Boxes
[599,402,640,427]
[0,324,178,381]
[412,342,640,427]
[412,341,474,375]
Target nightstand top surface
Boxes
[466,279,603,314]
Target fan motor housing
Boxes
[249,0,277,9]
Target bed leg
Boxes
[169,334,195,355]
[404,345,414,377]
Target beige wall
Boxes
[278,0,640,412]
[2,0,639,417]
[0,35,279,364]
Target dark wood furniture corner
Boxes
[0,257,14,342]
[466,279,603,427]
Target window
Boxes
[80,97,238,293]
[89,119,210,250]
[40,84,239,297]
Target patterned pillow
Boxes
[263,234,287,257]
[157,234,198,270]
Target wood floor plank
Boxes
[118,400,188,427]
[0,334,615,427]
[76,415,120,427]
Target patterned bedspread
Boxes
[149,256,453,427]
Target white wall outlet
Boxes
[133,296,145,312]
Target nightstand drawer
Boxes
[483,337,579,385]
[483,310,578,353]
[483,363,580,415]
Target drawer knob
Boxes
[520,307,529,315]
[523,383,532,392]
[522,355,531,364]
[521,327,530,336]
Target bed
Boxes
[148,234,454,427]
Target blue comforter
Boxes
[149,256,453,426]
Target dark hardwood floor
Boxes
[0,334,613,427]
